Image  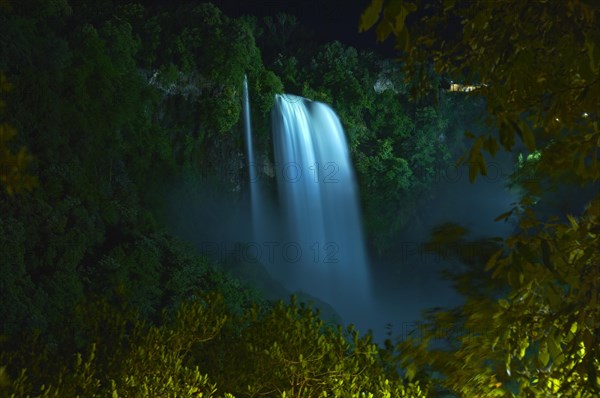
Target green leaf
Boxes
[548,335,563,365]
[540,239,552,269]
[405,362,417,381]
[392,3,410,35]
[539,342,549,367]
[483,135,500,156]
[518,339,529,359]
[509,119,536,151]
[376,20,393,42]
[395,26,410,52]
[585,34,600,72]
[507,269,520,287]
[566,214,579,229]
[494,210,513,222]
[499,121,515,150]
[485,249,503,271]
[466,136,486,182]
[359,0,384,32]
[520,123,536,151]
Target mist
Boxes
[165,136,529,344]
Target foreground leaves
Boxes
[1,294,427,398]
[361,1,600,396]
[402,199,599,397]
[360,0,600,184]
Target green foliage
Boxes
[0,73,37,195]
[399,203,600,397]
[360,0,600,184]
[1,294,229,397]
[0,0,479,395]
[146,3,279,137]
[295,41,453,252]
[362,0,600,396]
[233,299,428,397]
[355,137,413,250]
[1,295,427,398]
[0,0,278,340]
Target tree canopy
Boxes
[6,0,597,395]
[361,0,600,396]
[0,73,37,195]
[0,0,451,395]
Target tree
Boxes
[360,0,600,396]
[1,293,427,397]
[299,42,453,252]
[0,72,37,195]
[360,0,599,184]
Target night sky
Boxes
[145,0,397,56]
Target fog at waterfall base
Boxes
[167,89,525,343]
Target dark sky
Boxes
[213,0,373,43]
[143,0,397,56]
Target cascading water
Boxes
[243,75,255,180]
[243,78,372,329]
[270,93,372,328]
[241,82,516,339]
[243,75,262,240]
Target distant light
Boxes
[555,118,560,122]
[582,112,589,118]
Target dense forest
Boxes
[1,0,598,397]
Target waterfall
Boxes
[270,94,372,327]
[243,78,372,329]
[243,75,261,239]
